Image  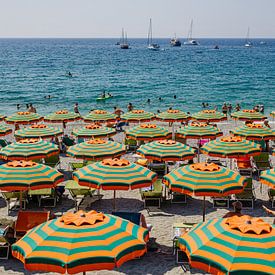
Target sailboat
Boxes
[170,33,181,47]
[120,28,129,49]
[147,18,160,50]
[184,19,199,46]
[244,27,252,48]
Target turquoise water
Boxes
[0,38,274,116]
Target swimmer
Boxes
[147,99,151,104]
[67,72,73,77]
[173,95,177,99]
[16,104,20,110]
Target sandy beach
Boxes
[0,118,274,275]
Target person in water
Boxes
[147,99,151,104]
[113,106,124,118]
[74,103,80,114]
[67,72,72,77]
[127,103,133,112]
[107,92,112,97]
[102,91,106,98]
[173,95,177,99]
[235,103,241,111]
[16,104,20,110]
[28,103,37,113]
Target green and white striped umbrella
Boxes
[67,139,126,160]
[137,140,195,161]
[0,139,59,161]
[126,123,171,141]
[192,110,227,122]
[177,121,223,140]
[0,125,12,137]
[84,110,117,123]
[201,136,262,158]
[5,112,43,125]
[231,110,267,121]
[156,109,189,122]
[72,124,116,138]
[44,110,81,123]
[15,124,63,139]
[231,123,275,140]
[121,110,155,122]
[260,169,275,189]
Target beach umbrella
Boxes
[0,138,59,161]
[137,140,195,162]
[74,158,157,209]
[12,210,149,274]
[44,110,81,123]
[260,169,275,189]
[15,124,63,139]
[191,110,227,122]
[231,122,275,141]
[5,112,43,125]
[0,125,12,137]
[178,215,275,275]
[156,109,189,123]
[163,162,247,221]
[72,123,116,139]
[121,110,155,122]
[231,109,267,121]
[126,123,171,141]
[67,139,126,160]
[83,110,117,123]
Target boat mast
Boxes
[189,19,193,41]
[246,27,250,43]
[148,18,152,45]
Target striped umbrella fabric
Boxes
[12,210,149,274]
[231,123,275,141]
[192,110,227,122]
[126,124,171,141]
[176,121,223,140]
[231,110,267,121]
[74,158,157,190]
[67,139,126,160]
[0,125,12,137]
[178,215,275,275]
[5,112,43,125]
[121,110,155,122]
[201,136,262,158]
[0,160,63,191]
[0,139,59,161]
[156,109,189,122]
[137,140,195,161]
[15,124,63,139]
[72,124,116,138]
[84,110,117,123]
[44,110,81,123]
[260,169,275,189]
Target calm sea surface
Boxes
[0,38,274,116]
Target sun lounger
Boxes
[252,152,271,178]
[236,156,253,177]
[268,189,275,208]
[1,191,27,215]
[44,154,60,169]
[148,162,166,176]
[212,196,230,208]
[0,139,9,148]
[235,178,255,209]
[140,179,163,209]
[28,188,57,207]
[125,139,138,152]
[0,225,10,259]
[170,192,187,204]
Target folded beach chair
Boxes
[28,188,57,207]
[268,189,275,208]
[252,152,271,178]
[235,178,255,209]
[1,191,27,215]
[14,210,50,239]
[140,179,163,209]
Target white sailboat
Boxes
[147,18,160,50]
[244,27,252,48]
[170,33,181,47]
[120,28,129,49]
[184,19,199,46]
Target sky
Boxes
[0,0,275,38]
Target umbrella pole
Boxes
[113,190,116,211]
[197,138,200,162]
[202,196,206,222]
[172,123,175,140]
[19,191,22,210]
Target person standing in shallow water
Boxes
[127,103,133,112]
[74,103,80,114]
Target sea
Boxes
[0,38,274,116]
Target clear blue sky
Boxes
[0,0,275,38]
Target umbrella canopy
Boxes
[156,109,189,122]
[137,140,195,161]
[12,210,149,274]
[0,160,63,191]
[231,110,267,121]
[231,123,275,141]
[0,125,12,137]
[260,169,275,189]
[191,110,227,122]
[178,215,275,275]
[83,110,117,123]
[74,158,157,190]
[5,112,43,125]
[15,124,63,139]
[121,110,155,122]
[67,139,126,160]
[0,139,59,161]
[201,136,262,158]
[126,123,171,141]
[72,123,116,138]
[176,121,223,140]
[44,110,81,123]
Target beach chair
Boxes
[236,156,253,177]
[70,162,85,171]
[62,136,75,147]
[212,196,230,208]
[148,161,166,176]
[1,191,27,215]
[140,179,163,209]
[44,154,60,169]
[235,178,255,209]
[125,139,137,152]
[0,225,11,259]
[28,188,57,207]
[252,152,271,178]
[14,210,50,239]
[0,139,9,148]
[170,192,187,204]
[268,189,275,208]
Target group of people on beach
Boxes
[16,103,37,113]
